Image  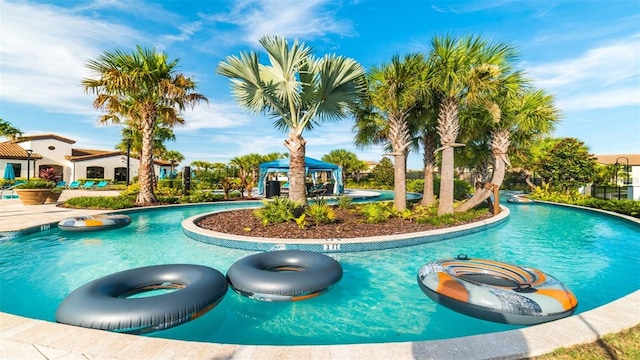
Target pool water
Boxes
[1,199,639,345]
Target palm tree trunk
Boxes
[421,133,437,206]
[456,130,510,212]
[394,152,408,210]
[136,117,158,205]
[436,97,461,215]
[285,132,307,204]
[524,169,537,190]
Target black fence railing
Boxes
[591,185,628,200]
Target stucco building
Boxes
[1,134,173,183]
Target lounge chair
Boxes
[95,181,109,189]
[80,181,95,189]
[55,181,66,188]
[66,181,80,189]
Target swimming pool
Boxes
[0,199,638,346]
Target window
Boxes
[114,167,127,182]
[86,166,104,179]
[9,163,21,177]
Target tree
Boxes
[536,137,598,193]
[217,35,366,204]
[354,54,426,210]
[321,149,365,186]
[510,137,560,190]
[0,118,23,140]
[230,153,263,199]
[83,46,207,205]
[427,35,518,215]
[116,124,178,160]
[457,86,560,212]
[371,157,394,187]
[161,150,185,178]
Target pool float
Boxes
[417,255,578,325]
[507,194,534,203]
[227,250,343,302]
[56,264,228,333]
[58,214,131,231]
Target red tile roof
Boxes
[0,142,43,159]
[11,134,76,144]
[594,154,640,166]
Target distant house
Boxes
[592,154,640,201]
[594,154,640,186]
[0,134,174,183]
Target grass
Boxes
[534,323,640,359]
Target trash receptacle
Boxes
[266,180,281,198]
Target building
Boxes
[1,134,174,183]
[592,154,640,201]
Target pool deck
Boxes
[1,192,639,359]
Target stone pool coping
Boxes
[2,200,639,359]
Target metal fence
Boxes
[591,186,628,200]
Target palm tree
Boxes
[428,35,518,214]
[116,125,178,160]
[83,46,207,205]
[321,149,366,187]
[456,87,560,212]
[0,118,23,140]
[161,150,185,178]
[230,153,263,198]
[217,35,366,204]
[354,53,427,210]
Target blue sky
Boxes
[1,0,639,170]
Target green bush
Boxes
[180,191,225,203]
[358,202,393,223]
[336,195,353,209]
[63,195,135,209]
[530,187,640,218]
[304,199,336,225]
[407,178,472,201]
[119,183,140,196]
[16,180,55,189]
[253,197,303,226]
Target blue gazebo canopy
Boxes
[258,157,343,194]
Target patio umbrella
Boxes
[3,163,15,180]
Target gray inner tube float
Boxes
[58,214,131,232]
[56,264,228,333]
[227,250,343,302]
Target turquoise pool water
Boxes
[1,198,639,345]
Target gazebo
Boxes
[257,157,344,195]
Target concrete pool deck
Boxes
[1,193,639,359]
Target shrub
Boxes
[336,195,353,209]
[407,178,472,200]
[358,202,393,223]
[63,195,135,209]
[119,183,140,196]
[530,187,640,218]
[39,168,57,183]
[253,197,302,226]
[16,180,55,189]
[305,199,336,225]
[181,191,224,203]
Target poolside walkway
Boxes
[1,192,639,359]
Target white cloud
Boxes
[526,35,640,111]
[528,37,640,89]
[556,87,640,112]
[0,1,141,114]
[204,0,355,47]
[177,102,253,131]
